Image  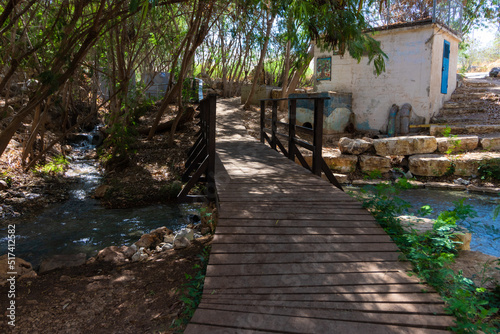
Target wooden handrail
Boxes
[178,94,217,202]
[260,97,343,191]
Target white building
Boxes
[313,21,461,133]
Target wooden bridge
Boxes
[184,98,454,333]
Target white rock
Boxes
[164,234,175,243]
[174,236,190,249]
[338,137,372,155]
[176,228,194,241]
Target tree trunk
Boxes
[243,10,275,110]
[279,38,291,111]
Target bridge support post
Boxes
[312,98,324,176]
[288,99,296,161]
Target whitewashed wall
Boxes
[314,23,460,132]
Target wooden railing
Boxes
[178,94,217,202]
[260,97,344,191]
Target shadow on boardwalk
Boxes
[185,99,454,333]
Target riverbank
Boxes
[0,234,212,333]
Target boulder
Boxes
[324,153,358,173]
[174,236,191,249]
[489,67,500,77]
[338,137,372,155]
[454,152,500,177]
[94,185,111,199]
[436,136,479,153]
[332,173,349,184]
[96,246,135,264]
[131,247,149,262]
[0,255,36,281]
[409,154,452,176]
[176,228,194,241]
[0,180,9,190]
[398,215,471,250]
[164,234,175,243]
[134,233,161,250]
[359,155,391,173]
[373,136,437,156]
[39,253,87,273]
[480,136,500,151]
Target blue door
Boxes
[441,40,450,94]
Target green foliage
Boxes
[353,180,500,332]
[35,155,69,176]
[0,171,13,187]
[363,169,383,180]
[160,181,183,200]
[478,159,500,181]
[172,247,210,329]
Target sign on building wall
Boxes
[316,57,332,81]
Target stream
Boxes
[0,134,197,268]
[347,186,500,257]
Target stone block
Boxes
[409,154,452,176]
[324,154,358,173]
[373,136,437,156]
[359,155,391,173]
[338,137,372,155]
[436,136,479,153]
[453,152,500,177]
[480,137,500,151]
[322,173,349,184]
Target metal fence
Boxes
[365,0,463,35]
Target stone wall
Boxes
[310,135,500,179]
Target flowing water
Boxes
[0,134,196,268]
[347,186,500,257]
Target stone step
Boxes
[451,92,490,99]
[438,107,488,115]
[409,152,500,177]
[464,81,495,88]
[442,100,484,109]
[430,124,500,136]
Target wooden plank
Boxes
[185,323,273,334]
[218,207,368,215]
[215,219,380,228]
[210,242,400,254]
[189,309,451,334]
[201,292,442,304]
[212,234,393,244]
[205,262,410,276]
[202,283,432,295]
[218,212,375,220]
[202,272,419,289]
[207,252,401,266]
[215,226,387,235]
[198,299,448,315]
[197,304,455,328]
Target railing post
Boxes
[432,0,436,22]
[312,98,324,177]
[260,100,265,144]
[288,99,296,161]
[206,94,216,201]
[271,100,278,150]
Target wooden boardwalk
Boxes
[185,100,454,333]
